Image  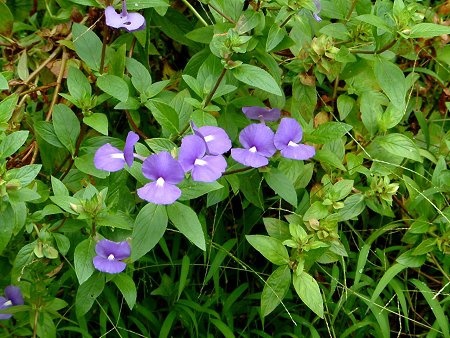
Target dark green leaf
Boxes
[52,104,80,155]
[113,274,137,309]
[74,238,96,284]
[261,265,291,317]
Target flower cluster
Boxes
[0,286,23,320]
[105,0,145,32]
[94,107,314,205]
[231,106,315,168]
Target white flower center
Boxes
[107,254,115,261]
[249,146,257,153]
[3,300,12,306]
[156,177,165,187]
[194,158,207,166]
[204,135,214,142]
[110,153,125,159]
[288,141,299,147]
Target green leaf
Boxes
[368,263,406,307]
[0,94,18,125]
[355,14,393,33]
[306,122,352,144]
[303,201,329,221]
[0,203,14,254]
[179,180,223,201]
[337,94,355,120]
[74,153,109,178]
[72,23,103,71]
[113,274,137,309]
[6,164,41,186]
[0,3,14,35]
[410,279,450,338]
[232,64,282,96]
[52,104,80,155]
[263,218,291,242]
[0,130,28,159]
[167,202,206,251]
[332,194,365,221]
[374,133,421,162]
[407,23,450,39]
[74,238,96,284]
[293,271,323,318]
[132,203,168,261]
[266,23,285,52]
[97,74,129,102]
[261,265,291,317]
[210,318,235,338]
[204,239,237,284]
[53,233,70,255]
[374,59,406,109]
[76,273,105,316]
[126,57,152,94]
[51,176,69,196]
[0,73,8,91]
[145,101,179,136]
[177,255,190,300]
[126,0,169,10]
[34,121,64,148]
[83,113,108,135]
[67,67,91,103]
[264,169,297,207]
[245,235,289,265]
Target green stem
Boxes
[208,2,235,24]
[279,12,295,28]
[350,39,397,54]
[180,0,208,26]
[203,67,227,108]
[345,0,358,21]
[223,167,253,176]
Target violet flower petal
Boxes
[141,152,184,184]
[4,286,23,306]
[274,118,303,150]
[123,131,139,166]
[239,123,276,158]
[93,256,127,274]
[313,0,322,22]
[105,3,145,32]
[178,135,206,173]
[192,125,232,155]
[137,180,181,205]
[95,239,131,260]
[242,106,281,122]
[280,143,316,160]
[231,148,269,168]
[94,143,125,172]
[191,155,227,182]
[0,296,12,320]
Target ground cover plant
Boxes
[0,0,449,337]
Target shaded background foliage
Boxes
[0,0,449,337]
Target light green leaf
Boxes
[72,23,103,71]
[232,64,282,96]
[264,169,297,207]
[375,133,421,162]
[374,59,406,109]
[97,75,129,102]
[0,94,18,125]
[126,57,152,94]
[167,202,206,251]
[293,271,324,318]
[53,104,80,155]
[126,0,169,10]
[261,265,291,317]
[0,130,29,159]
[76,273,105,316]
[132,203,168,261]
[74,238,96,284]
[113,274,137,309]
[306,122,352,144]
[407,23,450,39]
[83,113,108,135]
[245,235,289,265]
[67,67,91,102]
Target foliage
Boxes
[0,0,449,337]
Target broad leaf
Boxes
[293,271,324,318]
[245,235,289,265]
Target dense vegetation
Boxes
[0,0,449,337]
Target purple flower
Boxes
[93,239,131,274]
[178,135,227,182]
[231,123,276,168]
[242,106,281,122]
[94,131,139,172]
[312,0,322,22]
[274,118,315,160]
[0,286,24,320]
[137,151,185,205]
[191,123,231,155]
[105,0,146,32]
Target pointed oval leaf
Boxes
[232,64,282,96]
[245,235,289,265]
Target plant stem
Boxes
[346,0,358,21]
[350,39,397,54]
[180,0,208,26]
[203,67,227,108]
[46,47,68,121]
[223,167,253,175]
[208,2,235,24]
[280,13,295,28]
